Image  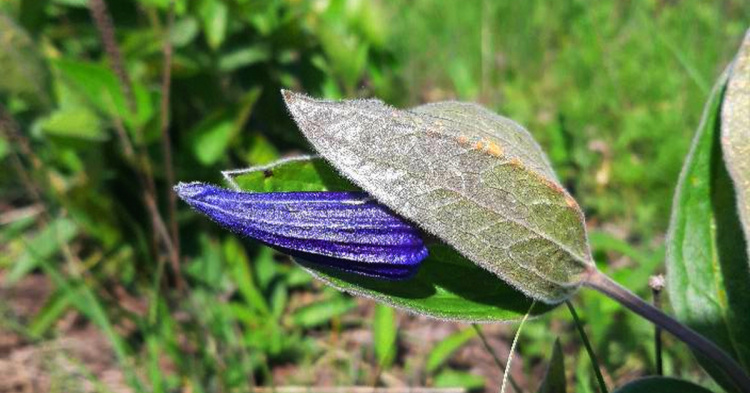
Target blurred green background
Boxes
[0,0,747,391]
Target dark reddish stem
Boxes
[584,269,750,392]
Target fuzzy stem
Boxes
[584,269,750,392]
[649,275,665,376]
[566,301,608,393]
[471,324,521,393]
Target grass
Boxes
[0,0,748,392]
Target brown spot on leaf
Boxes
[486,141,504,157]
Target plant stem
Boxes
[649,274,665,376]
[471,324,522,393]
[501,301,534,393]
[585,269,750,392]
[565,301,608,393]
[159,0,182,290]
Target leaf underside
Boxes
[666,67,750,392]
[721,29,750,260]
[225,157,552,322]
[283,91,593,303]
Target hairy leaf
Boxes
[228,157,552,322]
[612,377,713,393]
[721,29,750,259]
[666,68,750,392]
[283,91,593,303]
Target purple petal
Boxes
[175,182,428,279]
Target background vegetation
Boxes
[0,0,748,391]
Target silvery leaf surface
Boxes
[721,29,750,259]
[283,91,594,303]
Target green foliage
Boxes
[373,304,397,368]
[666,45,750,392]
[433,370,486,391]
[425,328,476,373]
[0,0,747,391]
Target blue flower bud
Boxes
[175,182,428,279]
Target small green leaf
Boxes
[53,59,153,128]
[433,370,485,390]
[283,92,594,303]
[28,289,72,339]
[244,133,279,165]
[199,0,228,50]
[190,111,234,165]
[223,237,269,316]
[38,106,106,141]
[190,87,261,165]
[5,218,78,285]
[721,29,750,260]
[426,328,476,373]
[0,136,9,160]
[224,156,357,192]
[229,156,553,322]
[611,377,713,393]
[666,66,750,392]
[537,338,566,393]
[290,296,356,328]
[218,45,270,72]
[373,304,397,368]
[0,13,50,107]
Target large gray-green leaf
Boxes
[721,29,750,260]
[612,377,713,393]
[282,91,594,303]
[666,68,750,393]
[225,157,552,322]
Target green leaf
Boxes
[244,133,279,165]
[0,13,50,107]
[224,156,357,192]
[611,377,713,393]
[229,156,552,322]
[537,338,566,393]
[433,370,485,390]
[28,289,72,339]
[5,218,78,285]
[426,327,476,372]
[218,45,270,72]
[373,304,397,368]
[0,136,9,160]
[190,87,261,165]
[289,296,356,328]
[666,67,750,392]
[38,106,106,141]
[721,29,750,260]
[223,237,269,316]
[190,111,234,165]
[53,59,153,129]
[283,91,594,303]
[199,0,228,50]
